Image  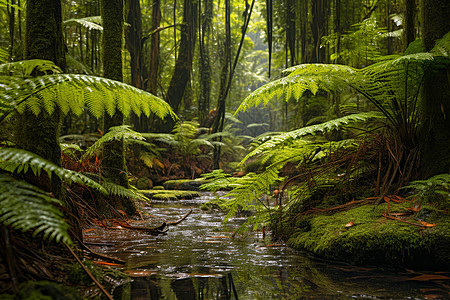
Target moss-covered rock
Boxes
[141,189,200,200]
[287,203,450,269]
[136,177,153,190]
[163,178,208,191]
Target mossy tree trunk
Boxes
[420,0,450,175]
[101,0,137,215]
[14,0,65,198]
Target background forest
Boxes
[0,0,449,297]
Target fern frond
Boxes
[0,48,8,64]
[0,148,106,193]
[101,178,145,200]
[0,73,177,121]
[242,112,384,163]
[82,125,145,160]
[237,64,360,113]
[432,30,450,57]
[0,59,62,77]
[0,174,71,244]
[64,16,103,31]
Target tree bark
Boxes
[14,0,65,198]
[161,0,196,131]
[101,0,137,215]
[403,0,416,51]
[420,0,450,175]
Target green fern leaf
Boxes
[242,112,384,163]
[0,148,106,193]
[64,16,103,31]
[0,174,72,244]
[0,72,177,122]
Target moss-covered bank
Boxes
[163,178,208,191]
[287,203,450,270]
[141,189,200,200]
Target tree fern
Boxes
[0,148,106,194]
[0,60,177,122]
[0,174,72,244]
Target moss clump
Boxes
[67,261,103,286]
[163,178,208,191]
[287,203,450,269]
[141,189,200,200]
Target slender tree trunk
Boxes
[14,0,65,199]
[403,0,416,51]
[419,0,450,175]
[198,0,212,126]
[148,0,161,96]
[161,0,196,131]
[101,0,138,215]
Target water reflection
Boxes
[86,193,449,299]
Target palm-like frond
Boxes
[63,16,103,31]
[0,59,63,77]
[0,72,177,121]
[0,148,106,193]
[242,112,384,163]
[82,125,145,160]
[237,64,359,113]
[0,174,72,244]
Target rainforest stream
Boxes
[83,193,450,299]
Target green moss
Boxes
[287,203,450,269]
[163,178,208,191]
[141,189,200,200]
[67,261,103,286]
[17,281,81,300]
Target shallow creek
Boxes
[84,193,449,299]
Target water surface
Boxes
[84,193,450,299]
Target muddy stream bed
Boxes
[83,193,449,299]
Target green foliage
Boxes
[0,60,177,121]
[63,16,103,31]
[143,121,214,158]
[82,125,145,160]
[0,148,106,193]
[242,112,384,163]
[0,174,72,245]
[403,174,450,209]
[322,16,390,66]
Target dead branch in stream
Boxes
[117,221,167,234]
[167,208,193,225]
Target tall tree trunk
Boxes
[403,0,416,51]
[419,0,450,175]
[101,0,138,215]
[286,0,296,66]
[148,0,161,96]
[198,0,212,126]
[311,0,326,63]
[14,0,65,198]
[212,0,231,169]
[126,0,147,137]
[161,0,196,131]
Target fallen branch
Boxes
[65,243,113,300]
[118,221,167,234]
[167,208,193,225]
[74,233,125,264]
